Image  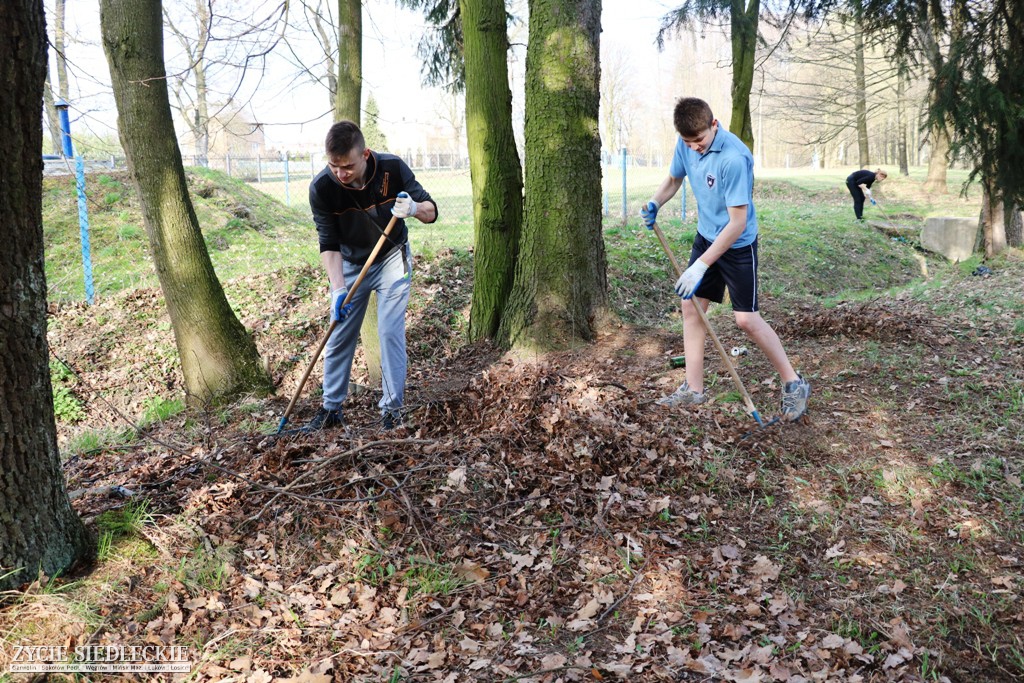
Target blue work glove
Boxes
[331,288,354,322]
[640,200,659,229]
[869,198,877,205]
[392,191,417,219]
[674,260,709,299]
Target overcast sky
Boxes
[54,0,680,152]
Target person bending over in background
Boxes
[846,168,887,220]
[640,97,810,423]
[306,120,437,431]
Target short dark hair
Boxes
[673,97,714,137]
[325,121,365,157]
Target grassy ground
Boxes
[9,166,1023,682]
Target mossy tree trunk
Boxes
[336,0,362,123]
[728,0,758,152]
[1,0,93,591]
[461,0,523,341]
[498,0,607,351]
[101,0,272,405]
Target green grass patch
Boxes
[96,499,155,561]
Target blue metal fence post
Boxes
[284,152,290,205]
[620,147,628,222]
[56,99,73,157]
[75,157,95,304]
[55,99,94,304]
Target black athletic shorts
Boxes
[688,233,760,312]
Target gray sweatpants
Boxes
[322,243,412,414]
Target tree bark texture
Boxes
[918,13,949,193]
[460,0,524,341]
[980,180,1008,258]
[728,0,758,152]
[192,0,211,164]
[1006,205,1023,248]
[498,0,607,350]
[43,71,62,155]
[1,0,93,591]
[101,0,272,405]
[335,0,362,123]
[854,11,870,168]
[896,72,909,175]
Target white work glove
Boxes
[863,187,872,199]
[674,259,709,299]
[392,191,417,219]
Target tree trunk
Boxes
[854,10,870,167]
[193,0,210,165]
[101,0,272,405]
[43,0,70,155]
[335,0,362,123]
[461,0,523,340]
[980,179,1008,258]
[919,12,949,193]
[1,0,93,591]
[498,0,607,350]
[728,0,758,152]
[43,71,62,155]
[1006,204,1023,247]
[54,0,70,101]
[896,71,909,175]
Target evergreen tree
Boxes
[863,0,1024,252]
[363,94,388,150]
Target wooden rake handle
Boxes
[650,222,763,423]
[279,214,400,427]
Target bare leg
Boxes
[734,311,799,384]
[681,297,710,392]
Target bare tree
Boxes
[163,0,287,165]
[165,0,213,164]
[282,0,338,111]
[42,0,70,154]
[434,90,465,167]
[600,44,638,154]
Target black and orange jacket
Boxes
[309,151,437,265]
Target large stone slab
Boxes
[921,217,980,262]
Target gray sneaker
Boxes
[781,375,811,422]
[656,381,706,407]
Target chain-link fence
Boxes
[44,149,697,237]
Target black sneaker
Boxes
[306,407,344,431]
[380,409,403,431]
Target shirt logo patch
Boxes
[706,174,716,189]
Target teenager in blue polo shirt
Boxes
[640,97,810,422]
[306,120,437,431]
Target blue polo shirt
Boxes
[669,126,757,248]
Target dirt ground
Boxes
[8,250,1023,682]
